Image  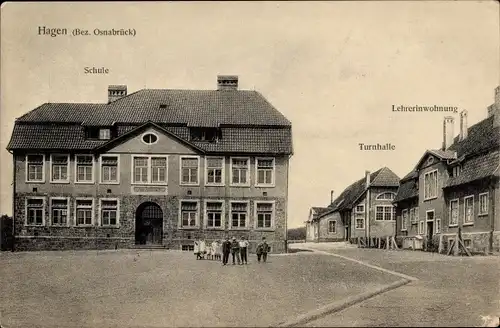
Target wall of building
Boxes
[395,198,419,238]
[318,211,344,242]
[367,187,398,237]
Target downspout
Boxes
[366,189,370,239]
[9,149,15,251]
[285,154,290,252]
[490,177,495,254]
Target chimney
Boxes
[487,86,500,127]
[459,110,468,141]
[330,190,334,204]
[217,75,238,91]
[108,85,127,103]
[442,116,455,150]
[365,171,371,188]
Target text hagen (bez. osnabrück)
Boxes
[38,26,136,37]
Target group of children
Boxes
[193,236,270,265]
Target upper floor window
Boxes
[464,195,474,225]
[99,128,111,140]
[355,205,365,213]
[449,199,459,226]
[376,192,395,200]
[142,133,158,145]
[190,127,221,142]
[50,154,69,183]
[206,157,224,185]
[50,198,69,226]
[132,156,167,184]
[26,197,45,226]
[180,156,199,185]
[424,170,438,200]
[256,158,275,186]
[231,158,250,186]
[100,155,119,184]
[76,155,94,183]
[255,202,274,229]
[375,205,396,221]
[26,154,45,182]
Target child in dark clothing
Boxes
[256,237,270,262]
[231,237,241,265]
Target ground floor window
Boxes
[231,202,248,228]
[182,245,195,251]
[206,201,223,228]
[376,205,396,221]
[418,221,424,235]
[355,214,364,229]
[402,209,408,231]
[256,202,274,229]
[181,201,198,227]
[435,219,441,233]
[26,198,44,226]
[101,199,119,226]
[51,198,68,226]
[328,220,336,233]
[76,199,93,226]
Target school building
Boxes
[6,75,293,252]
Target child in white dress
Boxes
[199,239,206,259]
[211,240,218,260]
[194,240,201,260]
[206,243,212,260]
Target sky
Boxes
[1,1,499,228]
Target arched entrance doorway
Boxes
[135,202,163,245]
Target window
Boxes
[190,127,221,142]
[100,199,119,226]
[256,202,274,229]
[75,155,94,183]
[230,202,248,229]
[51,154,69,182]
[99,128,111,140]
[436,219,441,233]
[180,201,198,228]
[75,199,93,226]
[479,193,488,215]
[206,157,224,185]
[142,133,158,145]
[464,196,474,225]
[50,198,68,226]
[26,198,44,226]
[376,192,395,200]
[256,158,275,186]
[151,157,167,183]
[409,208,415,224]
[415,207,419,223]
[449,199,459,226]
[418,221,424,235]
[355,216,364,229]
[375,205,396,221]
[402,209,408,231]
[231,158,250,186]
[328,220,336,233]
[355,205,365,213]
[101,155,119,183]
[26,154,45,182]
[181,157,199,185]
[133,157,148,183]
[205,201,223,229]
[463,239,472,249]
[424,170,438,200]
[452,166,461,177]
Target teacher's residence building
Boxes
[7,76,293,252]
[307,167,400,242]
[394,86,500,254]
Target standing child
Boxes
[239,236,249,264]
[231,237,241,265]
[206,242,212,260]
[199,239,206,260]
[211,240,218,261]
[222,237,232,265]
[194,240,201,260]
[256,237,270,262]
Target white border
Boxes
[448,198,459,227]
[463,195,474,226]
[229,200,250,230]
[254,200,276,230]
[435,218,441,234]
[25,196,46,226]
[25,154,46,183]
[50,153,70,184]
[203,199,225,230]
[205,156,225,187]
[74,197,95,227]
[179,155,200,186]
[140,131,159,145]
[74,154,95,184]
[178,199,200,229]
[255,157,276,188]
[99,154,120,185]
[98,198,120,227]
[478,192,489,216]
[229,157,250,187]
[375,205,395,221]
[375,192,396,201]
[49,197,71,227]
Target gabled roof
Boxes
[15,89,291,126]
[7,88,293,154]
[308,207,330,222]
[318,167,400,219]
[413,149,457,170]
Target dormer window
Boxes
[190,127,221,142]
[452,165,461,177]
[99,128,111,140]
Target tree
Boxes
[287,227,306,240]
